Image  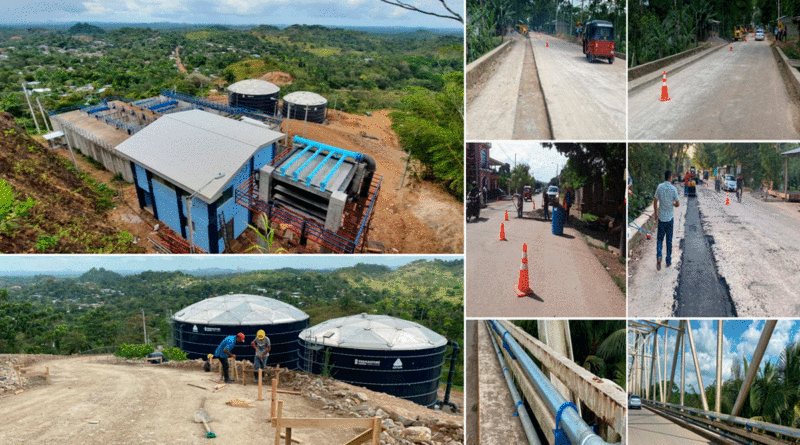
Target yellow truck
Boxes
[515,24,529,36]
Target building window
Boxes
[480,150,487,169]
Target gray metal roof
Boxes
[43,130,65,140]
[173,294,309,326]
[114,110,284,202]
[299,314,447,351]
[781,147,800,156]
[228,79,280,96]
[283,91,328,107]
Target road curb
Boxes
[466,40,513,90]
[526,36,555,140]
[628,43,727,94]
[772,45,800,102]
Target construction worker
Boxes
[251,329,271,382]
[214,332,244,383]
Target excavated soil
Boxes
[260,70,295,85]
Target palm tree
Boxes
[779,341,800,427]
[750,361,787,425]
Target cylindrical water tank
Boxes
[173,294,309,369]
[281,91,328,123]
[299,313,448,407]
[227,79,280,115]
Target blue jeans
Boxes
[657,219,674,265]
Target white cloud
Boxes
[82,1,109,15]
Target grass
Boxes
[226,58,282,81]
[306,47,342,57]
[185,31,211,41]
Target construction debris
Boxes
[225,398,254,408]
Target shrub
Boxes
[115,343,154,358]
[161,347,188,361]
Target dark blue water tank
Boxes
[298,314,448,407]
[173,294,309,369]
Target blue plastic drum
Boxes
[551,207,565,235]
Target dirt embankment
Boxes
[0,354,463,445]
[0,113,144,253]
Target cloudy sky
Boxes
[0,254,460,275]
[629,320,800,394]
[490,141,569,185]
[0,0,463,29]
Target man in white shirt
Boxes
[653,170,680,271]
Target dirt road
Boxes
[629,183,800,317]
[466,196,625,317]
[0,355,461,445]
[530,34,626,140]
[628,37,800,140]
[466,34,624,140]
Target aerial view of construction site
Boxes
[465,142,626,317]
[465,0,625,140]
[0,255,464,444]
[0,6,463,254]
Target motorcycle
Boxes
[466,195,480,222]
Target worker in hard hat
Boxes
[251,329,271,382]
[214,332,244,383]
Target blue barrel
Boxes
[551,207,565,235]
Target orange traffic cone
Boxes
[514,243,534,297]
[546,40,549,47]
[505,210,509,221]
[499,223,507,241]
[730,44,733,51]
[532,200,536,210]
[725,193,730,205]
[660,71,671,101]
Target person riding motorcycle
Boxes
[467,181,481,221]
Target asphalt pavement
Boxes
[466,194,624,317]
[629,36,800,140]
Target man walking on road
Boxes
[214,332,244,383]
[654,170,680,271]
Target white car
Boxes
[546,185,560,202]
[725,174,737,192]
[629,394,642,409]
[755,29,765,41]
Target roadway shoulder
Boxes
[628,43,727,94]
[466,40,513,90]
[773,45,800,101]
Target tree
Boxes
[378,0,463,22]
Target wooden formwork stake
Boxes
[14,365,21,387]
[271,378,278,421]
[219,359,224,380]
[242,361,246,386]
[45,366,50,384]
[371,417,380,445]
[258,369,263,401]
[274,400,284,445]
[232,359,238,381]
[285,426,292,445]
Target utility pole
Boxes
[142,309,148,345]
[21,83,41,134]
[36,97,51,132]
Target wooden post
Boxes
[285,427,292,445]
[275,364,280,386]
[242,361,246,386]
[274,400,284,445]
[219,359,223,380]
[15,366,21,387]
[258,369,263,401]
[271,378,278,420]
[371,417,380,445]
[45,366,50,384]
[232,359,238,381]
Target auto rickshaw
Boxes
[583,20,615,64]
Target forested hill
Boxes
[0,259,464,356]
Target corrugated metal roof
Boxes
[173,294,309,326]
[283,91,328,107]
[299,313,447,351]
[781,147,800,156]
[115,110,284,202]
[228,79,280,96]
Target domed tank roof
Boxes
[283,91,328,107]
[299,313,447,351]
[227,79,280,95]
[173,294,309,326]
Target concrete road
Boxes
[466,195,625,317]
[466,33,625,140]
[530,34,626,140]
[629,183,800,317]
[628,407,717,444]
[629,37,800,140]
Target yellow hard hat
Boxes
[256,330,266,340]
[207,353,213,360]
